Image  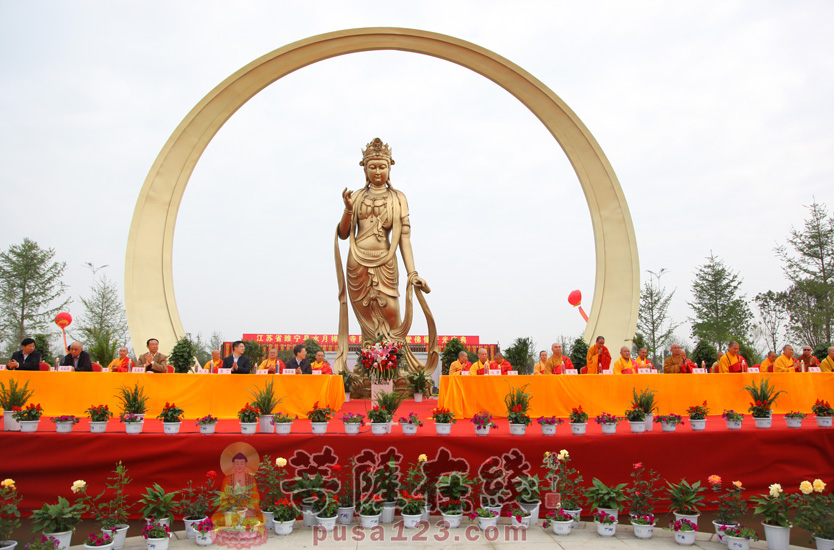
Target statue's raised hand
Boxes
[342,188,354,211]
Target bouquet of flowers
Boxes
[431,407,456,424]
[156,402,184,423]
[359,341,402,383]
[85,405,113,422]
[471,411,497,430]
[237,403,260,423]
[306,402,335,423]
[12,403,43,421]
[686,401,710,420]
[568,406,588,424]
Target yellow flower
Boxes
[769,483,783,498]
[557,450,569,461]
[1,479,15,490]
[275,457,287,467]
[813,479,826,493]
[418,454,427,462]
[544,451,550,457]
[71,480,86,494]
[732,481,742,488]
[799,481,813,495]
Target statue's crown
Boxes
[360,137,395,166]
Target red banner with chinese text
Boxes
[239,334,479,352]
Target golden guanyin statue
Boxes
[334,138,438,374]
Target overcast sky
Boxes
[1,1,832,355]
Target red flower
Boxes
[633,462,642,469]
[332,465,342,472]
[206,471,217,480]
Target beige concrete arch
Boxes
[125,27,640,353]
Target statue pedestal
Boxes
[370,381,394,401]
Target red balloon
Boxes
[55,312,73,329]
[567,290,582,307]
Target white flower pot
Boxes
[510,513,530,529]
[563,508,582,527]
[44,531,72,550]
[401,513,422,528]
[727,536,750,550]
[0,542,17,550]
[83,542,113,550]
[762,522,791,550]
[440,512,462,529]
[599,507,619,522]
[258,415,273,434]
[595,521,617,537]
[55,422,74,434]
[414,393,423,403]
[570,423,587,435]
[385,421,392,434]
[359,514,380,529]
[259,510,273,530]
[19,420,39,433]
[273,520,294,536]
[633,523,655,539]
[103,525,129,550]
[816,416,833,428]
[661,421,678,432]
[310,422,329,434]
[274,422,292,435]
[644,413,654,431]
[785,417,803,429]
[509,423,526,436]
[629,420,646,433]
[3,410,20,431]
[675,531,696,546]
[183,516,206,538]
[344,394,350,403]
[381,501,396,523]
[674,512,700,529]
[540,424,557,436]
[316,516,337,531]
[474,426,491,436]
[124,422,143,434]
[344,423,361,435]
[551,520,574,535]
[301,504,316,527]
[435,422,451,435]
[477,515,499,530]
[725,419,743,430]
[162,422,180,435]
[194,532,213,546]
[146,536,169,550]
[690,419,707,431]
[337,506,354,524]
[199,424,216,435]
[401,424,418,435]
[239,422,257,435]
[90,421,108,433]
[601,422,618,434]
[814,536,834,550]
[371,423,387,435]
[713,520,737,545]
[519,500,540,525]
[754,417,772,429]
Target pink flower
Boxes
[708,475,722,486]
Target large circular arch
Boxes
[125,27,640,353]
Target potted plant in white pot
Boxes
[254,456,289,529]
[543,449,584,525]
[367,405,390,436]
[340,412,364,435]
[312,494,339,531]
[137,484,179,527]
[248,380,283,434]
[119,413,143,434]
[665,479,706,528]
[355,496,382,529]
[30,497,85,550]
[568,407,589,435]
[812,399,833,427]
[49,415,79,434]
[93,462,132,550]
[593,510,617,537]
[783,411,805,429]
[0,378,33,432]
[437,473,474,529]
[513,474,544,525]
[270,498,297,536]
[686,401,710,431]
[469,507,499,531]
[626,462,661,539]
[724,526,760,550]
[21,538,59,550]
[271,412,295,435]
[398,491,425,529]
[722,409,744,430]
[707,475,747,544]
[195,415,218,435]
[306,402,335,435]
[115,383,149,420]
[507,505,531,529]
[237,403,259,435]
[545,508,576,536]
[791,478,833,550]
[431,407,456,435]
[535,415,563,436]
[406,370,432,403]
[586,478,626,522]
[504,385,533,436]
[82,532,113,550]
[177,472,216,538]
[141,520,170,550]
[192,518,214,546]
[338,369,357,403]
[751,483,792,550]
[156,403,184,435]
[744,378,785,429]
[673,518,698,546]
[0,478,22,550]
[594,412,622,435]
[471,411,497,436]
[85,405,113,434]
[631,386,658,431]
[12,403,43,433]
[397,412,423,436]
[655,413,685,432]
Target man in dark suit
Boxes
[286,344,312,374]
[8,338,41,371]
[60,341,93,372]
[222,340,252,374]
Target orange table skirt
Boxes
[0,371,345,419]
[437,373,834,419]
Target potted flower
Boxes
[30,497,85,550]
[631,386,658,431]
[85,405,113,433]
[271,412,296,435]
[248,380,284,434]
[535,415,563,436]
[624,406,647,433]
[311,493,339,531]
[24,537,59,550]
[119,413,143,434]
[504,385,532,436]
[543,450,584,524]
[673,518,698,546]
[586,478,626,521]
[398,490,425,529]
[49,415,79,434]
[708,475,746,544]
[0,478,22,550]
[437,473,474,529]
[92,462,132,550]
[141,519,170,550]
[11,403,43,432]
[82,532,113,550]
[192,518,214,546]
[792,478,832,550]
[254,456,288,529]
[176,472,216,538]
[468,508,499,531]
[751,483,792,550]
[545,509,575,536]
[722,409,744,430]
[686,401,709,431]
[631,514,656,539]
[156,403,184,435]
[406,370,433,403]
[330,462,354,525]
[398,412,423,435]
[339,369,358,403]
[237,403,260,434]
[655,413,685,432]
[374,391,406,433]
[593,510,617,537]
[784,411,806,429]
[306,401,335,434]
[366,405,390,435]
[812,399,833,428]
[137,484,178,525]
[355,495,383,529]
[744,378,784,429]
[0,378,34,432]
[340,412,365,435]
[507,505,531,529]
[513,474,544,525]
[724,526,759,550]
[569,406,589,435]
[626,462,660,538]
[431,407,456,435]
[284,473,326,527]
[665,479,706,527]
[594,412,622,435]
[115,383,149,419]
[374,458,400,523]
[471,411,497,436]
[270,498,298,535]
[195,415,218,435]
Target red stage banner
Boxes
[241,334,479,347]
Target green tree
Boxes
[690,340,718,370]
[813,342,831,363]
[775,199,834,346]
[303,338,323,357]
[440,338,467,375]
[243,340,265,370]
[33,333,54,365]
[169,336,197,373]
[738,340,760,367]
[209,331,224,353]
[688,252,753,352]
[189,332,210,366]
[85,327,120,366]
[0,238,70,348]
[502,337,535,374]
[78,272,128,352]
[753,291,787,354]
[637,268,680,367]
[570,337,589,369]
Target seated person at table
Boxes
[716,341,748,373]
[222,341,252,374]
[489,352,513,374]
[287,344,312,374]
[797,345,821,372]
[59,342,93,372]
[449,350,472,375]
[760,351,778,372]
[140,338,169,373]
[470,348,491,375]
[634,347,653,369]
[204,349,222,373]
[680,350,695,372]
[533,350,549,374]
[585,336,611,374]
[258,348,285,374]
[311,351,332,374]
[612,346,636,374]
[543,342,574,374]
[663,344,687,373]
[773,345,800,373]
[107,347,135,372]
[7,338,41,371]
[821,347,834,372]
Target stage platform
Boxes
[6,398,833,520]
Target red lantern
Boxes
[567,290,589,323]
[55,312,72,329]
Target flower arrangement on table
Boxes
[568,406,588,424]
[708,475,747,526]
[723,526,759,540]
[672,518,697,532]
[686,401,710,420]
[398,412,423,427]
[431,407,456,424]
[195,414,218,427]
[624,405,646,422]
[193,517,215,535]
[86,405,113,422]
[751,483,791,528]
[25,536,60,550]
[784,411,807,419]
[366,405,389,424]
[340,412,365,425]
[119,413,142,423]
[49,415,79,425]
[791,479,833,541]
[504,385,533,425]
[471,411,497,430]
[655,413,685,426]
[359,341,402,383]
[142,519,170,539]
[11,403,43,421]
[84,532,112,547]
[398,490,426,516]
[0,478,22,544]
[665,479,706,516]
[744,378,785,418]
[627,462,661,517]
[594,412,622,425]
[254,456,288,513]
[631,513,655,525]
[271,412,296,425]
[306,402,335,422]
[157,402,184,423]
[593,510,616,525]
[177,470,217,521]
[542,450,584,511]
[722,410,744,422]
[536,416,564,426]
[812,399,833,416]
[237,403,260,423]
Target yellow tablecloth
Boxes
[0,372,345,419]
[437,373,833,418]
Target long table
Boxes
[437,372,834,418]
[0,371,345,419]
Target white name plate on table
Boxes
[747,367,760,373]
[131,367,145,373]
[488,369,502,376]
[601,369,613,375]
[692,368,707,374]
[637,368,653,374]
[217,368,232,374]
[312,370,322,375]
[0,365,6,370]
[197,369,209,374]
[460,370,470,376]
[809,367,822,373]
[255,370,269,375]
[507,371,519,376]
[565,369,579,375]
[281,369,295,375]
[58,366,73,372]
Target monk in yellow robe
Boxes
[663,344,687,373]
[107,347,135,372]
[203,349,222,373]
[470,348,491,375]
[449,350,472,375]
[716,341,748,373]
[311,350,333,374]
[539,343,574,374]
[612,346,636,374]
[634,347,653,370]
[533,350,549,375]
[773,345,799,373]
[821,347,834,372]
[760,351,778,372]
[586,336,611,374]
[258,348,285,374]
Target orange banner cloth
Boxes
[438,373,833,418]
[0,372,345,419]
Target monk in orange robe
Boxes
[533,350,549,375]
[203,349,223,373]
[760,351,778,372]
[470,348,491,375]
[107,347,135,372]
[663,344,687,373]
[258,348,286,374]
[634,347,653,370]
[716,341,748,373]
[797,346,821,372]
[449,350,472,375]
[821,347,834,372]
[540,342,574,374]
[585,336,611,374]
[489,352,513,374]
[612,346,636,374]
[773,345,800,373]
[311,351,333,374]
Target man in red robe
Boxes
[489,352,513,374]
[585,336,611,374]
